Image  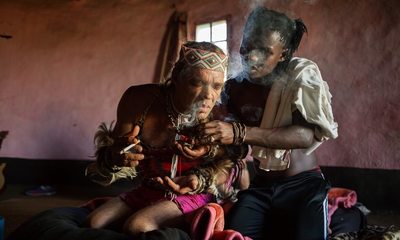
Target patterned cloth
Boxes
[331,225,400,240]
[181,45,228,73]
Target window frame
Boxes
[191,15,232,55]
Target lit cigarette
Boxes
[119,140,141,154]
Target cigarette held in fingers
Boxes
[120,140,141,154]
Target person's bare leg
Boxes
[123,200,186,236]
[86,197,134,229]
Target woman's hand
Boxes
[115,125,145,167]
[154,175,199,195]
[175,142,210,159]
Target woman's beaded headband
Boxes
[181,45,228,73]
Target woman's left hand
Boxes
[175,142,210,159]
[154,175,199,195]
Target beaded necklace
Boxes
[165,91,198,179]
[166,91,198,132]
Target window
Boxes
[195,20,228,54]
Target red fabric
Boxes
[190,203,252,240]
[141,149,203,178]
[190,203,225,240]
[327,187,357,226]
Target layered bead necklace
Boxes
[165,91,199,179]
[166,92,198,133]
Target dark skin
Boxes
[174,30,318,182]
[111,68,227,194]
[112,68,224,168]
[202,30,318,177]
[86,67,228,235]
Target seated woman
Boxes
[85,41,249,237]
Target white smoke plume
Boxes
[227,51,246,82]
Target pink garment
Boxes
[327,187,357,226]
[191,203,225,240]
[175,191,215,214]
[190,203,252,240]
[120,185,214,215]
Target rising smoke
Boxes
[227,0,272,82]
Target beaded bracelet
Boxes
[186,167,213,194]
[204,144,220,160]
[231,122,247,145]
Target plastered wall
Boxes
[0,0,174,159]
[0,0,399,169]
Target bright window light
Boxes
[195,20,228,54]
[196,23,211,42]
[211,20,227,42]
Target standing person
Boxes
[85,41,248,237]
[197,7,338,240]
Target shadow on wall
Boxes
[0,131,9,150]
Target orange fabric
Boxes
[327,187,357,228]
[328,187,357,209]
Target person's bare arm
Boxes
[201,110,315,150]
[159,156,247,195]
[245,110,315,149]
[109,87,145,167]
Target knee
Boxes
[123,215,157,236]
[85,212,108,229]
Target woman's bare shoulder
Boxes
[117,84,164,117]
[122,84,164,102]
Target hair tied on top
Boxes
[291,19,308,53]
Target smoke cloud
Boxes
[227,51,245,81]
